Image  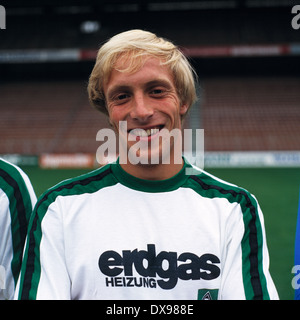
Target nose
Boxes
[130,92,153,122]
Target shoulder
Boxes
[0,158,36,205]
[0,158,31,189]
[34,163,116,214]
[184,165,264,252]
[184,164,259,209]
[46,162,115,195]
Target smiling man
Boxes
[105,55,187,178]
[16,30,278,300]
[90,29,195,179]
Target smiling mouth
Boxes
[129,125,164,138]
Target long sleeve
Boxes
[0,159,37,300]
[219,196,279,300]
[16,199,71,300]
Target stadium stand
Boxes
[0,81,108,154]
[201,76,300,151]
[0,1,299,156]
[1,75,299,154]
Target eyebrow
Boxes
[144,79,173,89]
[106,85,130,101]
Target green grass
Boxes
[21,165,300,300]
[21,167,91,198]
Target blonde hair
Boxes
[87,29,197,115]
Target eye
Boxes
[117,93,130,100]
[152,89,163,94]
[150,88,166,97]
[111,93,130,105]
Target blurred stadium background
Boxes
[1,0,300,299]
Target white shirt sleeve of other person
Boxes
[0,158,37,300]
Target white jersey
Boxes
[16,158,278,300]
[0,158,36,300]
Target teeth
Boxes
[148,128,160,136]
[130,128,160,137]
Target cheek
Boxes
[108,107,124,130]
[162,101,184,125]
[108,116,120,135]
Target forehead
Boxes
[105,56,174,90]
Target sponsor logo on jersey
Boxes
[198,289,219,300]
[98,244,220,290]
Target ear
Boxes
[179,103,189,116]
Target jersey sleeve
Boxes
[219,194,279,300]
[0,160,37,300]
[17,167,37,210]
[16,199,71,300]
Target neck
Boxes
[120,159,184,180]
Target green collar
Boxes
[111,158,192,193]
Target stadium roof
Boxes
[3,0,299,16]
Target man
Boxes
[0,158,36,299]
[16,30,278,299]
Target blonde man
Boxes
[17,30,278,300]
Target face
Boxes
[104,56,188,166]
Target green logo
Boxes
[198,289,219,300]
